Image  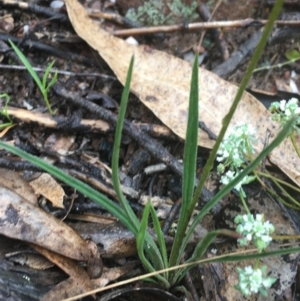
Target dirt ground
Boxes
[1,0,300,300]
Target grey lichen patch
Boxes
[126,0,198,26]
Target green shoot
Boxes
[0,93,13,129]
[8,40,57,115]
[254,49,300,73]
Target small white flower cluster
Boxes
[217,124,256,196]
[269,98,300,134]
[234,214,276,297]
[234,214,275,251]
[235,265,277,297]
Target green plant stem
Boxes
[253,58,300,73]
[169,0,286,270]
[290,133,300,158]
[254,170,300,193]
[253,170,300,209]
[239,191,250,214]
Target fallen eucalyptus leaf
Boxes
[64,0,300,187]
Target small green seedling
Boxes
[254,49,300,73]
[0,93,13,129]
[9,40,58,115]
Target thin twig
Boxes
[113,19,300,36]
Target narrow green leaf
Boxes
[173,230,219,284]
[9,40,54,114]
[0,93,12,123]
[173,229,237,284]
[8,40,43,93]
[43,60,56,88]
[111,56,139,229]
[137,202,154,270]
[47,70,58,91]
[149,203,168,274]
[173,246,300,279]
[206,246,300,265]
[137,201,170,287]
[111,56,165,271]
[169,53,199,268]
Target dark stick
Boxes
[0,34,98,67]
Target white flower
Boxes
[269,98,300,134]
[234,214,275,251]
[279,100,286,111]
[235,265,277,297]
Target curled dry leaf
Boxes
[34,244,95,301]
[41,264,134,301]
[0,168,37,205]
[0,186,90,261]
[29,172,65,208]
[64,0,300,187]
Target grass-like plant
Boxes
[1,0,300,297]
[0,93,13,129]
[8,40,58,115]
[0,54,299,296]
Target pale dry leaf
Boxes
[37,245,94,301]
[41,264,134,301]
[64,0,300,187]
[29,172,65,208]
[44,133,75,156]
[0,168,37,205]
[0,186,91,261]
[0,14,14,33]
[8,253,54,270]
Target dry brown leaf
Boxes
[69,221,137,258]
[29,173,65,208]
[36,245,94,301]
[64,0,300,187]
[7,253,54,270]
[0,168,37,205]
[0,14,14,33]
[0,186,91,261]
[41,264,134,301]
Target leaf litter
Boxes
[61,0,300,299]
[65,0,300,189]
[1,0,300,299]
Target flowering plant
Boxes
[217,124,256,197]
[235,214,275,251]
[217,123,279,297]
[269,97,300,157]
[269,98,300,134]
[235,265,277,297]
